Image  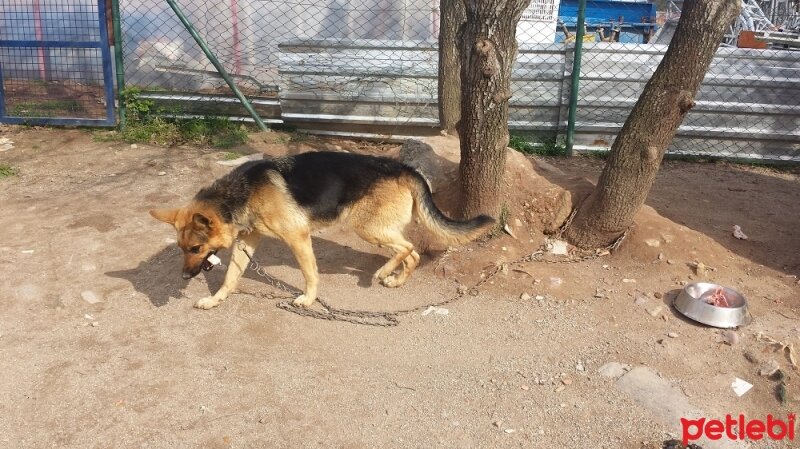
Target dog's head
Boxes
[149,204,232,279]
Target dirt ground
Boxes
[0,126,798,449]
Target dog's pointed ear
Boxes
[149,208,180,225]
[192,213,212,231]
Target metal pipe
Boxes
[565,0,587,156]
[110,0,126,128]
[165,0,268,131]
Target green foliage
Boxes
[0,164,18,179]
[508,134,566,156]
[117,88,248,148]
[221,151,244,160]
[9,99,83,118]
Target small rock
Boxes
[575,362,585,372]
[493,421,502,428]
[634,292,648,306]
[520,292,532,300]
[456,285,467,295]
[549,277,563,288]
[534,295,545,301]
[513,218,523,228]
[667,259,675,265]
[648,306,663,318]
[694,262,707,277]
[91,321,99,327]
[504,429,515,434]
[654,292,663,299]
[81,290,103,304]
[667,332,679,338]
[157,171,167,176]
[258,417,267,424]
[759,360,780,377]
[645,238,661,247]
[547,239,569,256]
[622,278,636,283]
[657,253,665,261]
[562,378,573,385]
[520,385,529,391]
[743,351,759,364]
[130,144,138,149]
[722,330,739,346]
[555,385,566,392]
[597,362,630,379]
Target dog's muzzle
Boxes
[201,250,219,272]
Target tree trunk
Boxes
[438,0,465,135]
[564,0,740,248]
[458,0,530,218]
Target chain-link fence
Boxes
[0,0,115,126]
[3,0,795,160]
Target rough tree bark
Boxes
[564,0,741,248]
[458,0,530,218]
[438,0,465,135]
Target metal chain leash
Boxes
[234,215,629,327]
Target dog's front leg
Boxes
[283,231,318,307]
[194,232,262,310]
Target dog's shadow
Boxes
[107,237,389,307]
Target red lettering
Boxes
[789,413,796,440]
[725,414,738,440]
[739,414,745,440]
[706,419,724,440]
[767,414,788,440]
[681,418,706,445]
[747,419,765,440]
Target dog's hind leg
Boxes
[195,232,261,310]
[282,231,319,307]
[371,233,417,288]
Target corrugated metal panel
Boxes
[275,40,800,161]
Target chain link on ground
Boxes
[234,220,629,327]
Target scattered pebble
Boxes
[648,306,663,318]
[694,262,708,277]
[622,278,636,283]
[81,290,103,305]
[645,238,661,247]
[743,351,759,364]
[562,378,573,385]
[654,292,663,299]
[555,385,566,392]
[493,421,502,428]
[130,144,138,149]
[667,259,675,265]
[157,171,167,176]
[520,385,529,391]
[520,293,531,300]
[722,330,739,346]
[667,332,679,338]
[575,362,585,372]
[91,321,99,327]
[759,360,780,377]
[504,429,515,434]
[634,292,648,306]
[657,253,665,261]
[549,277,563,287]
[534,295,545,301]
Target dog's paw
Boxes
[194,296,222,310]
[292,294,316,307]
[381,275,402,288]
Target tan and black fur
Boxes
[150,151,494,310]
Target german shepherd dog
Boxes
[150,151,494,310]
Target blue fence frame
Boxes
[0,0,115,126]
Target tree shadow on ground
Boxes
[107,236,405,307]
[529,156,800,277]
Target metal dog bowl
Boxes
[673,282,749,328]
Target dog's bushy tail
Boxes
[403,170,495,245]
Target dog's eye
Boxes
[190,245,202,254]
